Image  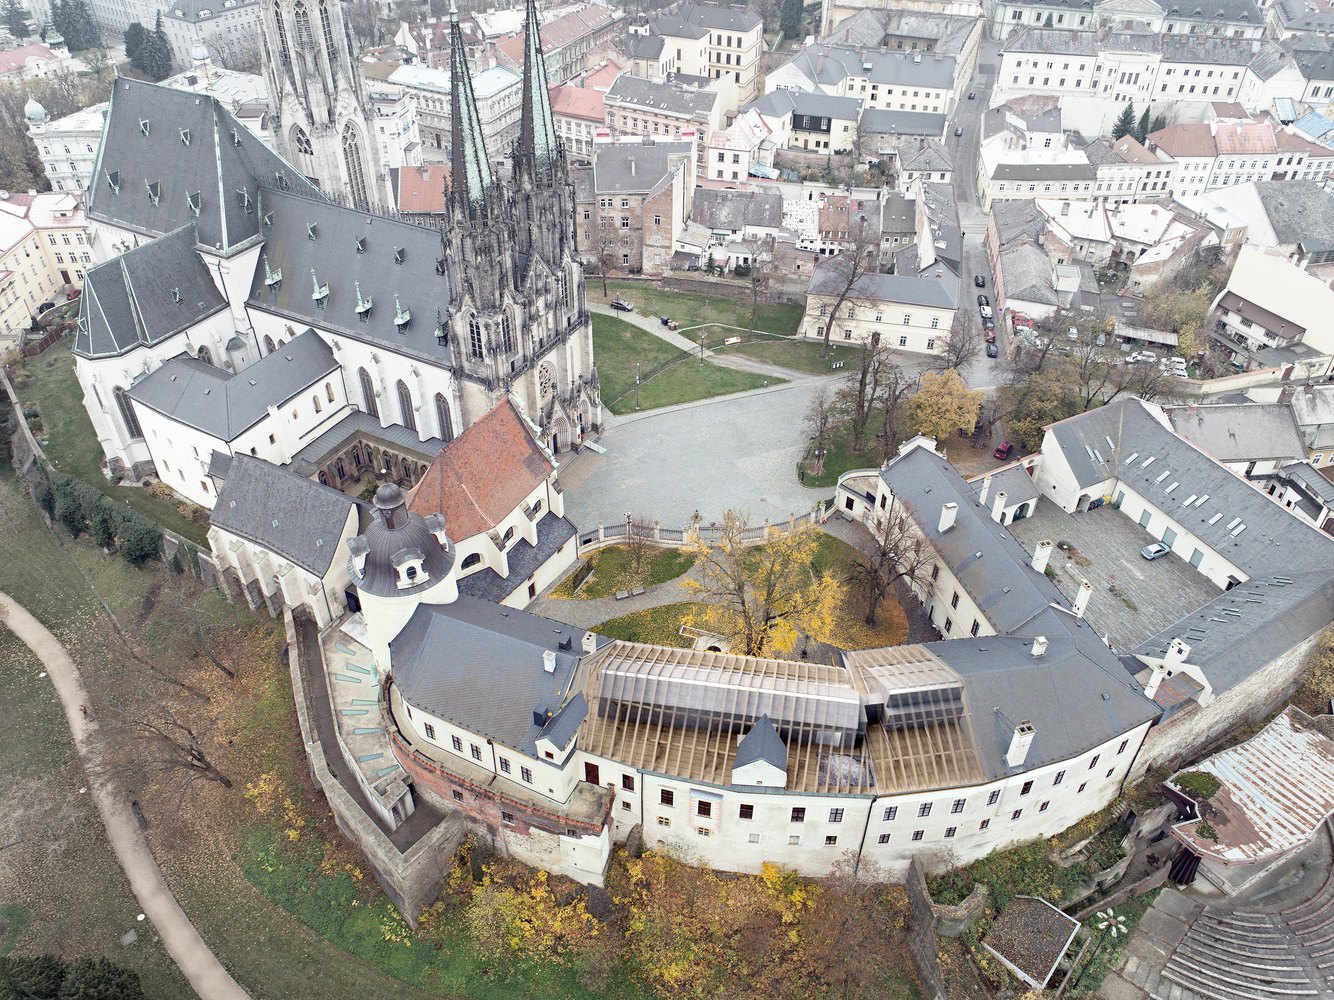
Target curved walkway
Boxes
[1,592,251,1000]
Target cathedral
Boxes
[72,0,599,503]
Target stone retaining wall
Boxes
[906,857,949,1000]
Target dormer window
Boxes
[392,549,428,589]
[187,191,201,216]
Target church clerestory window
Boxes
[273,0,291,64]
[435,393,453,442]
[114,386,143,439]
[397,380,416,432]
[502,313,513,353]
[468,316,483,359]
[359,367,378,417]
[293,0,313,48]
[319,0,337,76]
[341,123,369,212]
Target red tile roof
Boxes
[394,164,449,214]
[1148,123,1218,158]
[550,84,605,122]
[406,398,553,540]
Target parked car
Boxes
[968,91,976,99]
[993,441,1014,460]
[982,314,995,331]
[979,304,993,319]
[65,288,81,301]
[610,298,635,312]
[1141,541,1171,560]
[985,329,996,344]
[37,301,53,312]
[986,342,999,358]
[973,274,986,287]
[977,294,989,307]
[954,126,963,136]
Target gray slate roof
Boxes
[210,455,357,576]
[75,224,228,360]
[1000,242,1057,305]
[733,714,788,772]
[87,78,319,252]
[625,33,666,59]
[127,329,338,440]
[1159,35,1281,67]
[989,162,1097,183]
[692,188,783,231]
[1255,181,1334,253]
[930,620,1159,779]
[591,137,693,195]
[1160,0,1264,23]
[1165,402,1306,463]
[777,44,957,90]
[604,74,717,117]
[881,444,1067,633]
[457,513,578,601]
[1048,398,1334,578]
[246,186,456,364]
[976,464,1040,508]
[901,138,953,173]
[808,260,958,309]
[1002,27,1099,56]
[390,596,611,757]
[748,88,863,123]
[858,108,948,138]
[991,199,1047,249]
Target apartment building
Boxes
[388,63,521,159]
[551,84,606,158]
[161,0,261,72]
[798,260,959,354]
[603,74,722,169]
[0,193,88,343]
[767,44,959,115]
[1085,134,1175,202]
[990,0,1267,40]
[632,4,765,109]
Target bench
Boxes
[615,590,631,600]
[631,586,647,597]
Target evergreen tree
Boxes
[779,0,801,39]
[118,512,163,564]
[1043,10,1053,25]
[1134,106,1151,143]
[57,957,145,1000]
[0,954,67,999]
[1112,101,1136,140]
[3,0,27,39]
[122,20,144,59]
[71,0,97,47]
[1150,112,1167,135]
[131,12,171,80]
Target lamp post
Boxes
[635,361,640,409]
[1071,909,1126,991]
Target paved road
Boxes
[1,593,252,1000]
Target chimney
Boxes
[533,704,550,727]
[1031,539,1054,574]
[582,630,598,653]
[979,475,993,506]
[543,649,557,673]
[938,501,959,533]
[1031,636,1049,658]
[1073,578,1093,618]
[1145,638,1192,698]
[1006,721,1036,767]
[991,490,1008,522]
[629,157,636,176]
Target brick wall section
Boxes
[906,857,949,1000]
[1129,630,1324,780]
[640,184,674,278]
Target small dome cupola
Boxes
[347,483,455,599]
[24,97,46,123]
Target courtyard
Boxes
[1008,497,1222,652]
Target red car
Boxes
[993,441,1014,460]
[985,330,996,344]
[65,288,81,300]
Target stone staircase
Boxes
[1113,884,1334,1000]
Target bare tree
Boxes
[797,853,895,997]
[971,395,1000,450]
[740,233,780,336]
[813,220,881,360]
[156,576,241,680]
[931,308,982,373]
[584,210,621,299]
[874,365,912,464]
[0,772,86,873]
[803,383,836,452]
[846,495,933,625]
[626,515,655,577]
[836,337,900,453]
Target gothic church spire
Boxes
[449,0,493,219]
[518,0,561,186]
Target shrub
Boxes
[177,502,208,524]
[146,481,173,500]
[118,513,163,565]
[1197,822,1218,842]
[170,553,184,574]
[34,478,54,516]
[56,956,145,1000]
[90,504,118,549]
[0,953,66,999]
[1173,771,1220,802]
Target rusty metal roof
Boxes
[1168,706,1334,865]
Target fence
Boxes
[575,507,829,556]
[21,326,69,358]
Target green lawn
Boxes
[552,545,696,599]
[799,430,881,489]
[717,337,853,375]
[591,314,780,415]
[593,602,709,648]
[593,281,804,335]
[14,342,209,544]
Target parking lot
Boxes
[1008,498,1222,652]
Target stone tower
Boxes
[442,0,599,453]
[259,0,385,211]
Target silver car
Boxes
[1141,542,1171,560]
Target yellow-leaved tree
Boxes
[905,369,986,452]
[683,511,840,657]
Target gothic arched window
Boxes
[291,125,313,157]
[468,315,483,359]
[318,471,328,485]
[501,313,513,353]
[397,380,416,431]
[114,386,142,439]
[435,393,453,442]
[359,367,378,417]
[273,0,291,64]
[401,456,412,481]
[197,345,212,365]
[336,457,345,480]
[312,393,321,413]
[560,272,569,307]
[318,0,337,76]
[325,381,334,402]
[264,334,276,353]
[293,0,313,48]
[342,123,369,211]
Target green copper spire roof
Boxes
[449,0,493,218]
[518,0,560,185]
